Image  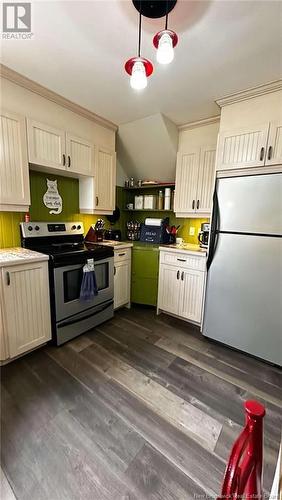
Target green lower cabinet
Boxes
[131,245,159,306]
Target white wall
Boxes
[117,113,178,182]
[178,121,219,151]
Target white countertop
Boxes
[159,243,207,256]
[0,248,49,267]
[93,241,133,250]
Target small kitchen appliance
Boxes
[198,222,210,248]
[104,229,122,241]
[20,222,114,346]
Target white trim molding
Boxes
[178,115,220,131]
[0,64,118,132]
[216,80,282,108]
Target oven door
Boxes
[53,256,114,322]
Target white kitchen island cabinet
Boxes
[0,249,51,362]
[157,246,206,325]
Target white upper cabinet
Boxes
[216,123,270,171]
[216,88,282,174]
[174,150,200,214]
[66,134,94,175]
[265,122,282,166]
[174,145,216,218]
[26,119,95,177]
[79,147,116,214]
[95,147,116,211]
[0,110,30,211]
[196,146,216,214]
[27,119,66,170]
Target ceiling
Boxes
[2,0,282,126]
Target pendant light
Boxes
[125,10,153,90]
[153,2,178,65]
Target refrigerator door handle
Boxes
[207,187,220,270]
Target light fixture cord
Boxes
[138,4,142,57]
[165,0,168,29]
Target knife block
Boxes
[85,226,103,243]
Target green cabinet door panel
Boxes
[131,247,159,306]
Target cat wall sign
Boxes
[43,179,63,215]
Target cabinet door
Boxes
[216,123,269,170]
[174,150,200,214]
[265,122,282,166]
[27,119,66,170]
[66,134,94,176]
[95,147,116,211]
[114,260,131,309]
[2,262,51,358]
[196,146,216,215]
[0,111,30,210]
[157,264,181,315]
[179,269,205,324]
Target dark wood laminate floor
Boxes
[1,305,281,500]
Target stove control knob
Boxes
[77,225,81,230]
[28,226,33,231]
[71,225,76,230]
[34,225,40,231]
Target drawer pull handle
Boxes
[177,258,186,262]
[177,270,180,280]
[259,147,265,162]
[6,272,10,286]
[196,200,200,210]
[118,253,126,257]
[62,154,66,166]
[96,196,99,206]
[267,146,273,161]
[181,271,184,281]
[67,155,71,167]
[192,200,195,210]
[114,266,116,275]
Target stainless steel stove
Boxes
[20,222,114,345]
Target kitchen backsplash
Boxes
[0,172,207,248]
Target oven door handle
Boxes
[57,300,113,328]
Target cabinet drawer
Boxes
[114,248,131,263]
[160,251,206,271]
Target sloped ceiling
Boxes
[117,113,178,182]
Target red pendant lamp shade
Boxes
[125,57,153,77]
[153,29,178,49]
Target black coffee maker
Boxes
[198,223,210,248]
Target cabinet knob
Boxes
[259,147,265,162]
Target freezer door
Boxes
[202,233,282,366]
[217,173,282,235]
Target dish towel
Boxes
[79,259,98,301]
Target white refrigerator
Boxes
[202,173,282,366]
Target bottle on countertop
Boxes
[158,190,164,210]
[24,212,30,223]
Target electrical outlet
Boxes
[189,226,195,236]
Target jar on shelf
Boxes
[129,177,134,188]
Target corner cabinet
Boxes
[26,119,95,177]
[0,110,30,211]
[0,260,51,362]
[114,247,131,310]
[174,145,216,218]
[157,249,206,325]
[79,147,116,214]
